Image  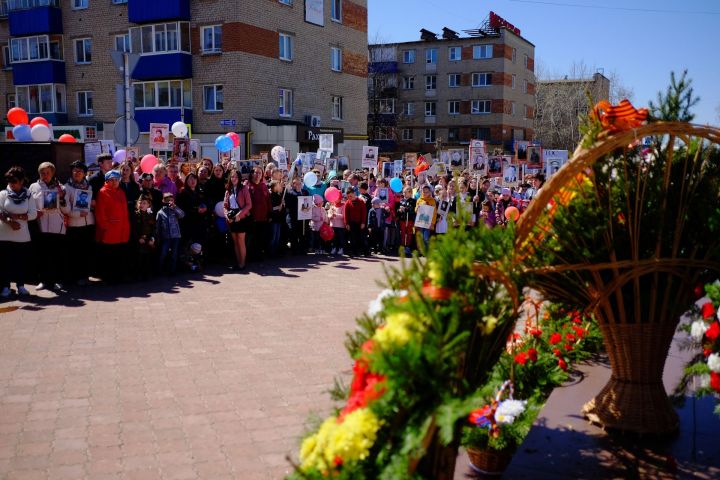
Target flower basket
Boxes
[466,446,514,475]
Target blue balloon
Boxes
[215,135,233,153]
[390,177,403,193]
[13,124,32,142]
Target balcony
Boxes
[370,139,397,153]
[135,108,192,134]
[8,0,62,36]
[128,0,189,24]
[132,53,191,81]
[12,60,64,85]
[368,61,398,75]
[367,112,397,127]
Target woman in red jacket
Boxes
[95,170,130,282]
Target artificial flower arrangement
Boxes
[674,281,720,415]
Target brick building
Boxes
[368,12,535,155]
[0,0,369,163]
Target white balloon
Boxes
[303,171,318,188]
[271,146,285,162]
[214,201,225,217]
[30,124,52,142]
[171,121,188,138]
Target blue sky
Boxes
[368,0,720,124]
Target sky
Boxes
[368,0,720,124]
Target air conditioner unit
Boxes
[311,115,321,127]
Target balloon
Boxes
[171,121,188,138]
[226,132,240,148]
[328,170,337,180]
[58,134,77,143]
[319,223,334,242]
[12,124,32,142]
[389,177,403,193]
[325,187,341,203]
[140,154,159,174]
[271,146,285,162]
[505,206,520,222]
[303,171,318,188]
[30,124,51,142]
[7,107,28,126]
[214,135,233,153]
[29,117,49,128]
[214,201,225,217]
[113,149,127,163]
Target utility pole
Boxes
[123,52,131,148]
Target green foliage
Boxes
[649,70,700,122]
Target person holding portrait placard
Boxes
[65,160,95,286]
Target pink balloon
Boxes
[140,154,159,174]
[226,132,240,148]
[325,187,341,203]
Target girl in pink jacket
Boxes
[310,195,329,253]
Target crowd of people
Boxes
[0,152,545,298]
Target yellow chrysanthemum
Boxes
[372,312,426,349]
[427,261,442,284]
[481,315,498,335]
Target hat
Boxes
[104,170,121,181]
[141,173,153,181]
[501,187,511,195]
[70,160,87,172]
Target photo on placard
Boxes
[543,149,568,178]
[449,149,464,168]
[377,188,389,204]
[404,152,417,170]
[149,123,170,151]
[502,156,518,184]
[327,158,338,175]
[362,146,379,169]
[43,190,58,210]
[319,134,334,152]
[337,156,350,173]
[487,156,503,178]
[100,140,116,156]
[526,146,542,168]
[73,189,91,212]
[298,195,313,221]
[515,140,529,163]
[439,151,451,165]
[189,140,200,163]
[415,204,435,230]
[382,162,393,179]
[172,138,190,163]
[470,150,487,172]
[393,159,404,178]
[126,147,140,164]
[302,152,316,173]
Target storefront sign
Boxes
[297,126,344,144]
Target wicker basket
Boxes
[466,446,514,475]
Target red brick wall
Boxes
[527,82,535,95]
[191,27,199,55]
[343,1,368,33]
[491,99,512,114]
[223,22,278,58]
[343,51,368,78]
[493,44,513,60]
[459,127,472,142]
[460,101,471,115]
[492,72,513,87]
[525,105,535,119]
[527,57,534,72]
[461,46,473,60]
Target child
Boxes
[415,185,437,251]
[327,196,346,256]
[310,194,328,254]
[269,180,285,255]
[367,197,387,254]
[480,200,496,228]
[435,187,450,235]
[156,192,185,274]
[133,195,156,280]
[397,186,416,255]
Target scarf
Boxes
[6,186,29,205]
[44,178,59,189]
[67,178,89,190]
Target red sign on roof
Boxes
[489,11,521,36]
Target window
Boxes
[279,88,293,117]
[112,0,128,4]
[114,34,130,53]
[201,25,222,53]
[448,46,461,61]
[425,75,436,90]
[425,48,437,64]
[472,72,492,87]
[448,100,460,115]
[376,99,395,114]
[130,22,190,54]
[331,47,342,72]
[512,48,517,63]
[448,128,459,142]
[203,84,223,112]
[524,54,529,68]
[133,80,191,109]
[279,32,293,61]
[332,95,343,120]
[473,44,492,59]
[279,0,292,4]
[424,129,436,144]
[7,93,16,110]
[77,91,93,116]
[331,0,342,22]
[448,73,460,87]
[402,50,415,64]
[72,0,87,9]
[511,101,516,116]
[424,101,436,117]
[2,45,11,69]
[511,74,516,90]
[471,100,491,114]
[402,76,414,90]
[403,102,414,116]
[74,38,92,64]
[523,79,528,94]
[10,35,62,63]
[402,129,413,141]
[374,127,395,141]
[472,128,491,141]
[15,84,66,114]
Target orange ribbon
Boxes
[592,99,648,133]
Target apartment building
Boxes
[368,12,535,155]
[0,0,368,162]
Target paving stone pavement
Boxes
[0,255,394,480]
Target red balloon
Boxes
[7,107,29,126]
[58,134,77,143]
[226,132,240,148]
[30,117,49,128]
[505,206,520,222]
[140,154,159,174]
[325,187,341,203]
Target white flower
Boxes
[495,399,526,425]
[367,289,408,317]
[699,374,711,389]
[708,353,720,373]
[690,321,709,343]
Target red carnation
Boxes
[706,322,720,342]
[529,328,542,337]
[572,326,586,338]
[334,456,343,467]
[565,333,576,342]
[702,302,716,320]
[564,344,574,352]
[558,359,568,371]
[553,348,562,357]
[549,333,562,345]
[514,352,529,365]
[528,348,538,362]
[572,316,582,324]
[704,348,713,358]
[694,284,704,299]
[711,372,720,394]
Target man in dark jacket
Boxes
[139,173,163,213]
[89,153,114,197]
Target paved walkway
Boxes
[0,255,391,480]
